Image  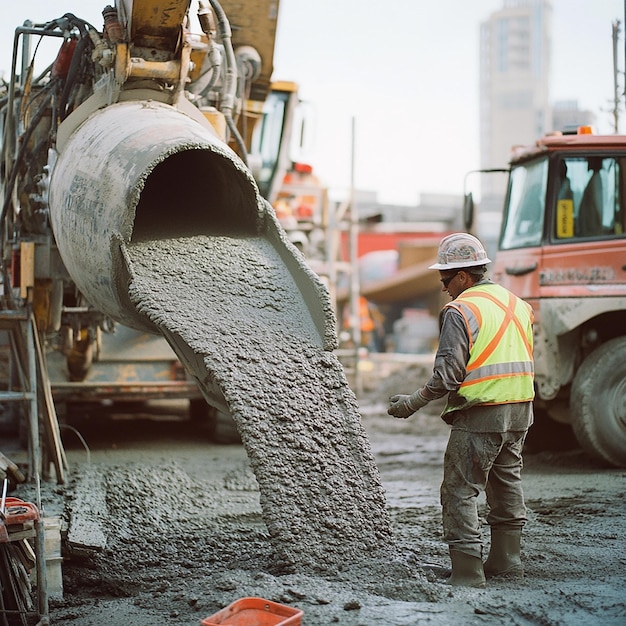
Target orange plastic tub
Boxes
[201,597,303,626]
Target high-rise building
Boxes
[479,0,552,202]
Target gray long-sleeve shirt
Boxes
[419,279,533,433]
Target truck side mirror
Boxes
[463,192,474,230]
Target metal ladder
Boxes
[0,310,66,484]
[0,309,63,625]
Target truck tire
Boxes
[570,337,626,468]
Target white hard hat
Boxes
[429,233,492,270]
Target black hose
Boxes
[58,34,92,120]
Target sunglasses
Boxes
[440,272,459,288]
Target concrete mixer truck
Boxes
[0,0,335,446]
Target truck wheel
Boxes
[570,337,626,467]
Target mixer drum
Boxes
[48,98,262,332]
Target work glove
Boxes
[387,389,428,419]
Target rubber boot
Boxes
[483,528,524,579]
[447,548,486,588]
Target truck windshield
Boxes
[553,156,624,241]
[500,158,548,249]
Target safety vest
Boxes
[442,283,535,416]
[348,297,373,333]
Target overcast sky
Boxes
[1,0,624,205]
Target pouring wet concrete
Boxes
[124,234,391,571]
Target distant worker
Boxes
[366,300,386,352]
[387,233,535,588]
[358,297,386,352]
[343,296,376,347]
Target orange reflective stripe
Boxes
[445,300,482,351]
[462,291,533,371]
[464,300,483,328]
[467,294,513,370]
[452,304,475,351]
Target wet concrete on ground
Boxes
[10,363,624,625]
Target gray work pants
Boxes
[440,429,528,558]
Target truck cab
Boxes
[491,128,626,467]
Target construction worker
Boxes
[387,233,534,588]
[342,297,382,350]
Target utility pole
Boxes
[613,19,621,130]
[348,116,361,396]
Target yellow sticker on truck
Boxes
[556,198,574,238]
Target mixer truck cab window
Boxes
[554,156,624,240]
[500,154,626,250]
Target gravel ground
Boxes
[6,364,626,626]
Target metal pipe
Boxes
[34,517,49,621]
[6,24,65,150]
[348,116,361,395]
[612,20,621,133]
[127,58,181,81]
[26,316,40,479]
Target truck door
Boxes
[492,156,548,305]
[540,155,626,298]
